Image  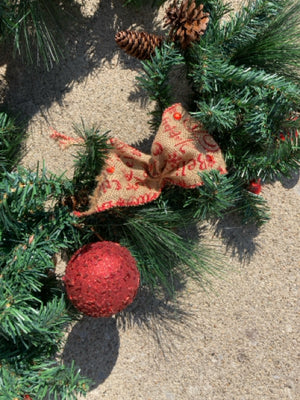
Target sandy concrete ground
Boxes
[1,1,299,399]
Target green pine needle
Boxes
[236,189,270,226]
[1,0,64,69]
[230,0,300,83]
[87,202,227,294]
[71,121,111,193]
[183,171,240,220]
[137,42,184,128]
[0,111,25,176]
[121,217,225,293]
[0,360,90,399]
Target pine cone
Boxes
[115,30,163,60]
[164,0,210,49]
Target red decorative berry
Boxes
[73,210,83,217]
[248,179,262,195]
[23,395,32,400]
[63,241,140,317]
[280,133,286,141]
[173,112,182,120]
[106,166,115,174]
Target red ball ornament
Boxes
[63,241,140,317]
[248,179,262,195]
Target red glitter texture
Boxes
[63,241,140,317]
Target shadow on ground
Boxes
[0,0,164,122]
[62,316,120,389]
[62,284,193,389]
[213,213,261,263]
[279,169,300,189]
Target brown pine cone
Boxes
[115,30,163,60]
[164,0,210,49]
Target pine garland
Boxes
[0,166,93,397]
[1,0,300,397]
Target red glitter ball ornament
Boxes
[248,179,262,195]
[63,241,140,317]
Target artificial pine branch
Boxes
[201,0,232,24]
[137,42,184,128]
[1,0,64,69]
[0,165,91,398]
[162,170,270,225]
[141,229,220,288]
[182,1,300,185]
[54,122,112,213]
[0,111,25,176]
[182,170,241,220]
[236,188,270,227]
[193,97,237,131]
[220,0,285,57]
[119,212,225,292]
[188,43,300,103]
[227,0,300,83]
[72,122,111,191]
[232,138,300,181]
[0,360,90,399]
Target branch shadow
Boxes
[61,283,194,390]
[128,63,195,121]
[1,0,164,121]
[212,213,261,264]
[279,170,300,189]
[116,282,199,362]
[114,222,211,349]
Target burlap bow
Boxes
[72,103,226,216]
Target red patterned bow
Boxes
[51,103,227,216]
[74,103,226,215]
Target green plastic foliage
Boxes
[0,166,90,398]
[0,0,63,69]
[0,111,25,176]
